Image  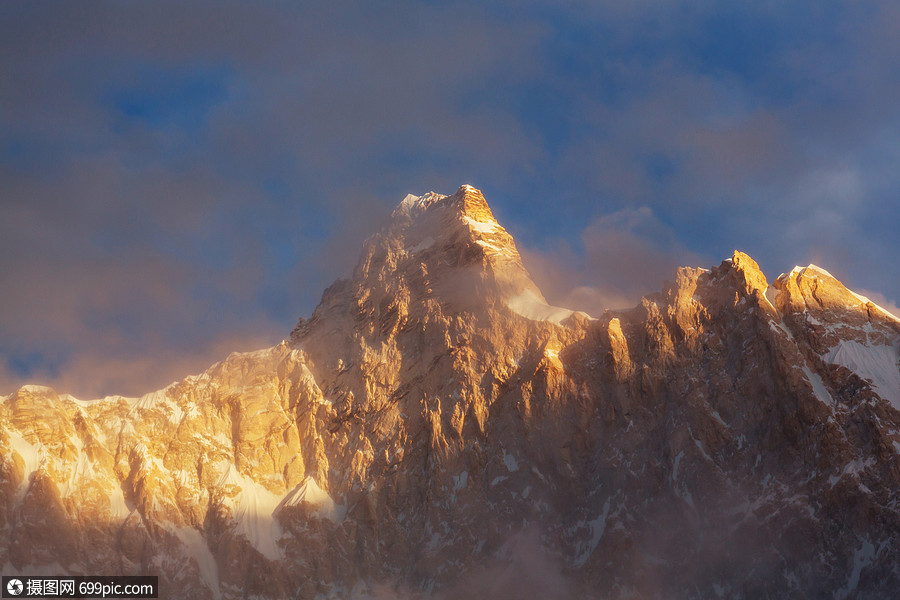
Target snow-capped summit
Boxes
[306,184,555,336]
[774,262,900,324]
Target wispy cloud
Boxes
[521,206,707,315]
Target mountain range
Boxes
[2,185,899,599]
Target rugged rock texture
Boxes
[2,186,900,599]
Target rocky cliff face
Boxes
[2,186,899,599]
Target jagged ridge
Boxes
[2,187,900,599]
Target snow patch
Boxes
[109,484,132,519]
[67,396,111,408]
[671,451,695,508]
[694,439,712,461]
[400,193,421,211]
[171,525,220,598]
[60,446,98,497]
[394,192,446,219]
[8,430,42,490]
[786,264,836,281]
[836,540,875,600]
[18,384,54,394]
[474,239,514,257]
[575,498,611,567]
[129,389,169,411]
[824,340,900,409]
[279,477,344,522]
[804,264,836,279]
[125,388,192,424]
[801,366,833,405]
[769,320,796,341]
[502,449,519,472]
[462,215,499,234]
[215,462,284,560]
[406,236,435,254]
[672,451,683,482]
[710,410,729,428]
[506,289,576,325]
[828,457,875,488]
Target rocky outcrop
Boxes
[2,187,899,599]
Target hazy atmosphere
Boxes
[3,1,899,398]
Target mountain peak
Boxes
[770,262,900,328]
[293,187,557,345]
[726,250,770,297]
[774,262,865,313]
[380,185,526,277]
[392,191,447,220]
[391,185,494,223]
[454,184,495,222]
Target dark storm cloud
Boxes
[1,1,899,396]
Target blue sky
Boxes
[2,1,899,397]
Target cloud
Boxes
[435,530,573,600]
[67,329,281,400]
[329,530,573,600]
[2,1,900,397]
[0,151,288,398]
[0,221,285,397]
[521,206,707,315]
